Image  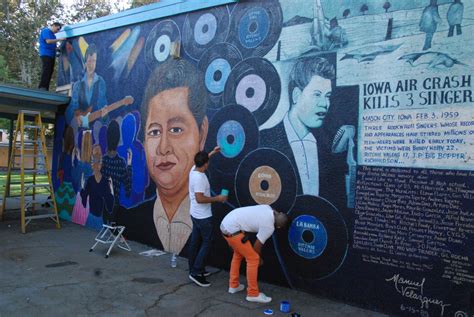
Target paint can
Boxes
[280,300,290,313]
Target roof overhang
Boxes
[57,0,239,38]
[0,84,70,122]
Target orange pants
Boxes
[224,233,260,297]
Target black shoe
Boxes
[189,274,211,287]
[199,271,211,277]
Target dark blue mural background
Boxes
[53,0,474,316]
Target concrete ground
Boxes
[0,212,388,317]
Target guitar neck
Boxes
[88,99,126,122]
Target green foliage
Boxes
[69,1,114,23]
[0,173,50,197]
[130,0,158,9]
[0,54,10,82]
[0,118,10,130]
[0,0,118,90]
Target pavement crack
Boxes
[193,302,219,317]
[144,282,192,316]
[194,298,255,316]
[43,281,83,290]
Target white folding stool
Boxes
[89,224,131,258]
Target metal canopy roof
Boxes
[0,84,70,122]
[56,0,239,38]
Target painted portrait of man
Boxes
[261,56,335,196]
[117,58,208,258]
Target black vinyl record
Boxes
[206,168,240,209]
[275,195,348,287]
[227,0,283,58]
[235,148,297,213]
[198,43,243,110]
[206,104,259,175]
[183,7,230,61]
[224,57,280,126]
[145,19,180,70]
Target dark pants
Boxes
[38,56,55,90]
[422,32,434,51]
[448,24,462,37]
[188,216,213,276]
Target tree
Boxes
[0,1,65,88]
[130,0,159,9]
[0,54,10,82]
[360,4,369,15]
[68,1,114,23]
[383,1,391,13]
[343,9,350,19]
[0,0,116,90]
[0,118,10,130]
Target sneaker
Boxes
[199,271,211,277]
[246,292,272,303]
[228,284,245,294]
[189,274,211,287]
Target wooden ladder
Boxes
[1,110,60,233]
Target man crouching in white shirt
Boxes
[220,205,289,303]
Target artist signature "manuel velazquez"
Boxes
[385,273,451,316]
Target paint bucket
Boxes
[280,301,290,313]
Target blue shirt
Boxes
[39,28,56,57]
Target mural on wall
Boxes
[54,0,473,315]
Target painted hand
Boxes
[108,177,114,196]
[80,173,85,189]
[127,149,132,166]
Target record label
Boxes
[205,58,232,94]
[288,215,328,259]
[238,7,270,49]
[154,34,171,62]
[235,74,267,112]
[249,165,281,205]
[217,120,245,159]
[194,13,218,46]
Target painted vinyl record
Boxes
[145,20,180,70]
[235,148,297,213]
[274,195,348,287]
[183,7,230,60]
[197,43,243,110]
[227,0,283,58]
[206,168,240,209]
[206,104,258,175]
[224,57,280,126]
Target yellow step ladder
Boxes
[1,110,60,233]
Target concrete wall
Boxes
[53,0,473,315]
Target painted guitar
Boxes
[73,96,134,129]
